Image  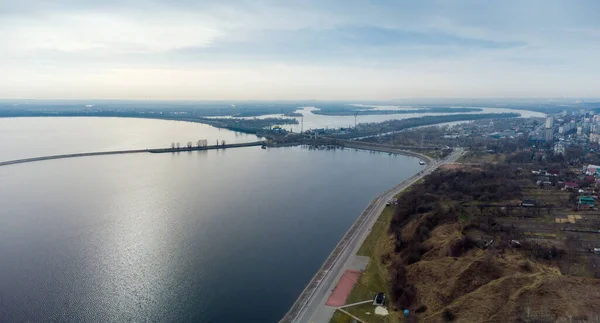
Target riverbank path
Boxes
[282,148,464,323]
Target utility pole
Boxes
[354,112,358,128]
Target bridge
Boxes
[0,141,265,167]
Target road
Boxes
[284,148,464,323]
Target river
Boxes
[221,106,546,133]
[0,117,424,322]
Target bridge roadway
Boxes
[280,148,464,323]
[0,141,265,167]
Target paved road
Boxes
[288,148,464,323]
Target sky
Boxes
[1,0,599,100]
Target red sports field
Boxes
[324,269,361,307]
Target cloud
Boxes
[0,0,599,99]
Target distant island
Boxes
[312,106,482,116]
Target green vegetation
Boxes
[340,113,520,139]
[196,117,298,134]
[0,101,303,117]
[313,106,482,116]
[357,207,394,256]
[329,310,354,323]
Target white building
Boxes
[545,117,554,129]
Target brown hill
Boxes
[399,217,600,322]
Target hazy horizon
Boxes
[1,0,599,100]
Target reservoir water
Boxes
[0,117,260,161]
[0,118,423,322]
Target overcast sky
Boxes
[1,0,599,100]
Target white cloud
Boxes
[0,0,599,99]
[2,11,220,54]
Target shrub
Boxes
[520,260,533,272]
[442,309,455,321]
[448,236,477,257]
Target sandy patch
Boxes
[375,306,389,316]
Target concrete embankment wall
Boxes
[0,141,264,167]
[0,150,149,167]
[341,141,433,164]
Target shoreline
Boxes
[0,140,432,168]
[0,115,288,136]
[281,149,463,322]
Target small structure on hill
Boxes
[578,196,595,210]
[521,199,536,207]
[373,292,386,306]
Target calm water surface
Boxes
[0,117,259,161]
[0,118,423,322]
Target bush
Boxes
[380,252,392,264]
[448,236,478,257]
[520,260,533,272]
[401,243,430,265]
[442,309,455,321]
[389,264,417,309]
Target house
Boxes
[547,169,560,176]
[585,165,600,176]
[564,182,580,190]
[521,199,536,207]
[579,196,595,208]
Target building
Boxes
[564,182,579,190]
[591,133,600,144]
[521,199,536,207]
[544,128,554,142]
[577,126,583,135]
[554,142,565,155]
[585,165,600,176]
[545,117,554,129]
[373,293,386,306]
[579,196,595,208]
